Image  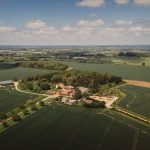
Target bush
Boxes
[73,89,82,100]
[82,101,105,108]
[12,115,22,121]
[142,62,146,66]
[39,101,45,106]
[2,121,9,128]
[31,105,38,111]
[27,100,35,105]
[23,110,30,116]
[0,112,7,119]
[19,104,26,109]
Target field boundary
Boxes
[114,107,150,125]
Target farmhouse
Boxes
[55,83,75,97]
[0,80,14,88]
[46,87,75,97]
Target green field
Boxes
[117,85,150,118]
[0,89,36,112]
[112,57,150,66]
[0,63,57,81]
[56,60,150,81]
[0,105,149,150]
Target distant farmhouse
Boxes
[0,80,14,88]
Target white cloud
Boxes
[115,0,129,5]
[0,26,16,33]
[116,20,132,26]
[77,0,105,7]
[134,0,150,6]
[129,26,150,32]
[26,20,47,30]
[77,19,104,27]
[62,26,75,32]
[0,19,150,45]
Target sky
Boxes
[0,0,150,45]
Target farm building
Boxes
[55,88,75,97]
[45,90,56,95]
[62,97,77,105]
[0,80,14,88]
[78,87,89,94]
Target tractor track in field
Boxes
[96,119,114,150]
[132,131,139,150]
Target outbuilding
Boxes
[0,80,14,87]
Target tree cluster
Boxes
[18,61,68,70]
[20,70,122,93]
[118,52,149,57]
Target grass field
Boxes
[0,63,57,81]
[0,104,149,150]
[117,85,150,118]
[112,57,150,66]
[0,89,36,112]
[56,60,150,81]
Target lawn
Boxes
[55,60,150,81]
[117,85,150,118]
[0,63,57,81]
[0,104,149,150]
[0,89,36,112]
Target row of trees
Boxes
[20,70,122,93]
[118,52,150,57]
[18,61,68,70]
[0,102,45,128]
[82,101,106,108]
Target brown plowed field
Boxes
[124,80,150,88]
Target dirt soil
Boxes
[124,80,150,88]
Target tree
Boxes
[73,89,82,100]
[2,121,8,128]
[82,92,90,98]
[39,101,45,106]
[19,104,25,109]
[40,82,50,90]
[0,112,7,119]
[142,62,146,66]
[23,110,30,116]
[33,81,39,92]
[12,115,22,121]
[31,105,38,111]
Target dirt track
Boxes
[124,80,150,88]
